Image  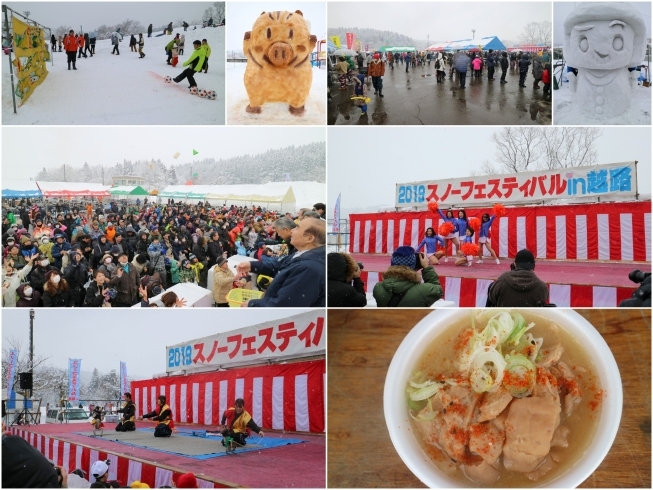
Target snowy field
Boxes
[2,26,224,125]
[226,62,326,125]
[554,74,651,125]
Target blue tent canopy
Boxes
[2,180,42,198]
[445,36,507,52]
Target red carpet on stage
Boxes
[8,421,325,488]
[355,256,649,307]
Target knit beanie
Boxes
[391,246,416,268]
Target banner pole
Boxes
[3,6,18,114]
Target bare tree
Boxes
[54,25,72,38]
[540,127,602,169]
[519,21,551,45]
[213,2,225,22]
[492,127,542,173]
[1,337,51,395]
[202,7,215,22]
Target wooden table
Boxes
[327,309,651,488]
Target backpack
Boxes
[434,59,441,69]
[111,34,117,44]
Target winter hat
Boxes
[6,228,15,236]
[189,254,197,261]
[182,259,191,267]
[176,472,198,488]
[216,257,227,267]
[110,245,121,255]
[130,481,150,488]
[514,249,536,270]
[102,253,113,263]
[2,435,59,488]
[391,246,416,268]
[91,460,109,479]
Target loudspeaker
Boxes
[19,372,33,390]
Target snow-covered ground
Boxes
[554,73,651,125]
[226,61,326,125]
[2,26,224,125]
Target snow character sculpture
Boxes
[243,10,317,116]
[563,2,647,119]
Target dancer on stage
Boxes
[454,210,469,251]
[436,209,459,261]
[140,395,175,437]
[90,405,105,437]
[477,213,500,265]
[415,227,445,266]
[455,227,476,267]
[219,398,265,448]
[115,392,136,432]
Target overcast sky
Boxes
[328,2,552,44]
[554,2,652,45]
[2,309,313,380]
[226,2,326,52]
[1,127,325,180]
[3,2,216,31]
[328,126,652,215]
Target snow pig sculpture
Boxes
[243,10,317,116]
[563,2,647,120]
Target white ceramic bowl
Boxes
[383,309,622,488]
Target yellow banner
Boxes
[12,16,49,107]
[329,35,341,49]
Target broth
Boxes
[408,310,603,487]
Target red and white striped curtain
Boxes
[350,201,651,263]
[131,360,325,433]
[8,428,222,488]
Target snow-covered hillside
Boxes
[2,25,224,125]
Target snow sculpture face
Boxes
[568,20,635,70]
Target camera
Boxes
[628,270,651,284]
[106,288,118,300]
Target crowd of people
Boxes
[2,198,326,308]
[331,48,552,110]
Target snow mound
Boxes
[2,25,224,125]
[554,79,651,125]
[227,62,326,125]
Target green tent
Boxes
[109,186,149,196]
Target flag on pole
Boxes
[68,359,82,402]
[333,193,341,233]
[5,349,19,393]
[120,362,128,396]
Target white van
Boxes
[45,408,89,424]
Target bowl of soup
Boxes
[383,309,622,488]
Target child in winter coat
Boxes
[542,63,551,96]
[189,255,204,282]
[178,260,196,283]
[39,236,54,262]
[169,257,180,284]
[178,34,185,55]
[201,39,211,73]
[472,56,482,79]
[352,73,368,115]
[171,46,179,67]
[138,33,145,58]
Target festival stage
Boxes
[353,254,650,307]
[8,420,325,488]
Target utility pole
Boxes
[427,34,429,48]
[63,164,66,182]
[472,29,475,40]
[190,166,192,181]
[102,166,104,185]
[29,309,34,398]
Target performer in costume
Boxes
[115,392,136,432]
[90,405,105,437]
[416,227,445,266]
[437,209,459,261]
[456,227,476,267]
[219,398,264,447]
[140,395,175,437]
[477,213,500,265]
[454,210,469,245]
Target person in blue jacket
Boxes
[437,209,459,262]
[477,213,500,265]
[455,51,470,88]
[51,233,71,270]
[235,218,325,307]
[416,227,445,266]
[454,210,469,247]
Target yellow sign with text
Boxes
[329,35,341,49]
[12,16,49,107]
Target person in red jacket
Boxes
[77,34,87,59]
[63,30,78,70]
[542,63,551,97]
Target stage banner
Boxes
[346,32,354,49]
[120,362,128,396]
[165,311,325,373]
[12,16,49,107]
[333,193,341,233]
[68,359,81,402]
[5,349,19,392]
[395,161,638,208]
[329,35,341,49]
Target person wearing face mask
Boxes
[64,249,89,307]
[84,270,112,307]
[110,253,139,307]
[92,235,112,270]
[27,255,58,296]
[32,220,46,241]
[105,222,116,243]
[20,238,39,260]
[38,236,54,262]
[2,255,36,307]
[3,235,17,255]
[97,253,117,277]
[16,282,41,307]
[42,270,74,307]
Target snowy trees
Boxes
[486,127,603,174]
[213,2,226,23]
[54,26,72,38]
[518,21,552,46]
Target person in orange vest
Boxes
[63,30,78,70]
[77,33,87,59]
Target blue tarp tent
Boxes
[327,40,338,53]
[445,36,507,52]
[2,180,42,198]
